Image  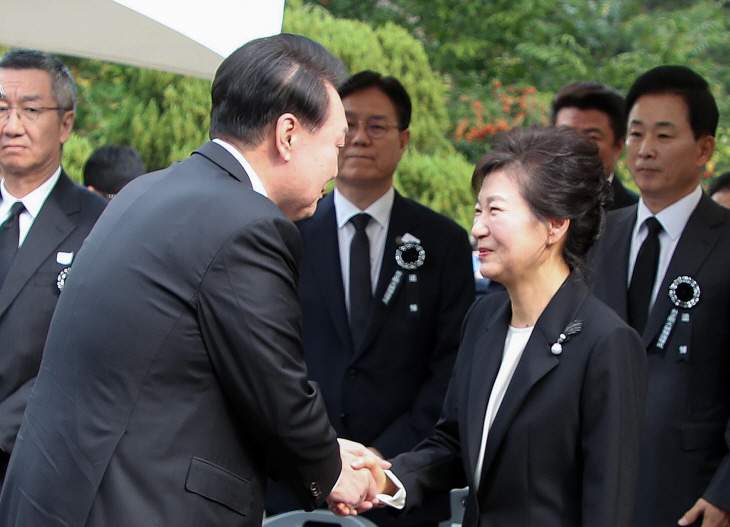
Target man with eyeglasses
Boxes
[0,49,106,482]
[266,71,474,526]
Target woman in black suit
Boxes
[344,126,648,526]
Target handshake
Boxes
[327,438,397,516]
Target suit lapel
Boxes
[477,274,587,487]
[309,195,353,353]
[465,299,510,480]
[643,194,725,347]
[355,192,416,356]
[597,206,635,321]
[0,172,77,318]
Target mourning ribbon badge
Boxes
[381,233,425,314]
[656,276,700,361]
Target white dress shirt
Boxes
[0,167,61,247]
[379,323,534,508]
[473,325,533,489]
[212,138,268,197]
[628,185,702,308]
[334,187,394,315]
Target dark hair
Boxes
[338,70,412,130]
[209,33,346,147]
[625,65,718,139]
[0,48,77,111]
[709,171,730,197]
[471,127,610,275]
[83,144,146,196]
[550,81,625,147]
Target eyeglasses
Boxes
[346,118,401,139]
[0,105,67,123]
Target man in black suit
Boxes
[589,66,730,527]
[551,81,639,210]
[267,71,474,524]
[0,35,384,526]
[0,49,106,482]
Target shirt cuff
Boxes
[376,469,406,509]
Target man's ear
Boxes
[59,110,75,144]
[398,129,410,152]
[697,135,715,167]
[275,113,298,162]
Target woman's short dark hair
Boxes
[209,33,346,147]
[471,126,610,275]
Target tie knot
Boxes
[644,216,662,236]
[350,213,371,232]
[8,201,25,218]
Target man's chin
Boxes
[285,202,318,222]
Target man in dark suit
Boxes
[589,66,730,527]
[551,80,639,210]
[267,71,474,524]
[0,35,384,526]
[0,49,106,482]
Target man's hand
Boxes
[679,498,730,527]
[327,439,391,516]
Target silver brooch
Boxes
[57,267,71,291]
[669,276,700,309]
[395,242,425,270]
[551,320,583,355]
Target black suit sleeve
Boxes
[0,379,35,454]
[197,216,341,509]
[371,227,475,457]
[703,422,730,512]
[581,323,647,526]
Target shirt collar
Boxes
[1,166,61,219]
[635,184,702,241]
[334,186,394,230]
[212,139,267,197]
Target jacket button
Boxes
[310,482,322,498]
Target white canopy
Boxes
[0,0,286,79]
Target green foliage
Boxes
[394,149,475,229]
[61,133,94,185]
[306,0,730,182]
[66,59,211,171]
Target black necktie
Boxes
[0,201,26,288]
[628,216,663,333]
[349,213,372,347]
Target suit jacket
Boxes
[295,191,474,456]
[610,176,639,210]
[589,193,730,526]
[0,171,105,472]
[0,142,341,527]
[390,273,647,527]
